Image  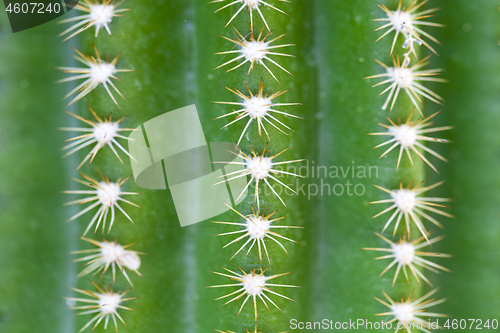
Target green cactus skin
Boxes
[305,0,428,326]
[0,1,499,332]
[0,19,73,333]
[431,0,500,323]
[74,1,313,331]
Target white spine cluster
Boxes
[373,0,444,64]
[214,143,304,208]
[64,281,137,333]
[209,267,298,321]
[363,232,451,287]
[215,27,294,83]
[370,111,452,172]
[60,107,137,170]
[375,289,447,333]
[58,0,130,41]
[212,0,288,32]
[213,203,301,263]
[57,45,132,108]
[72,237,143,287]
[213,78,301,145]
[63,173,140,236]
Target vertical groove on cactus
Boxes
[0,19,75,332]
[431,0,500,322]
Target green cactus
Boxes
[0,1,498,332]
